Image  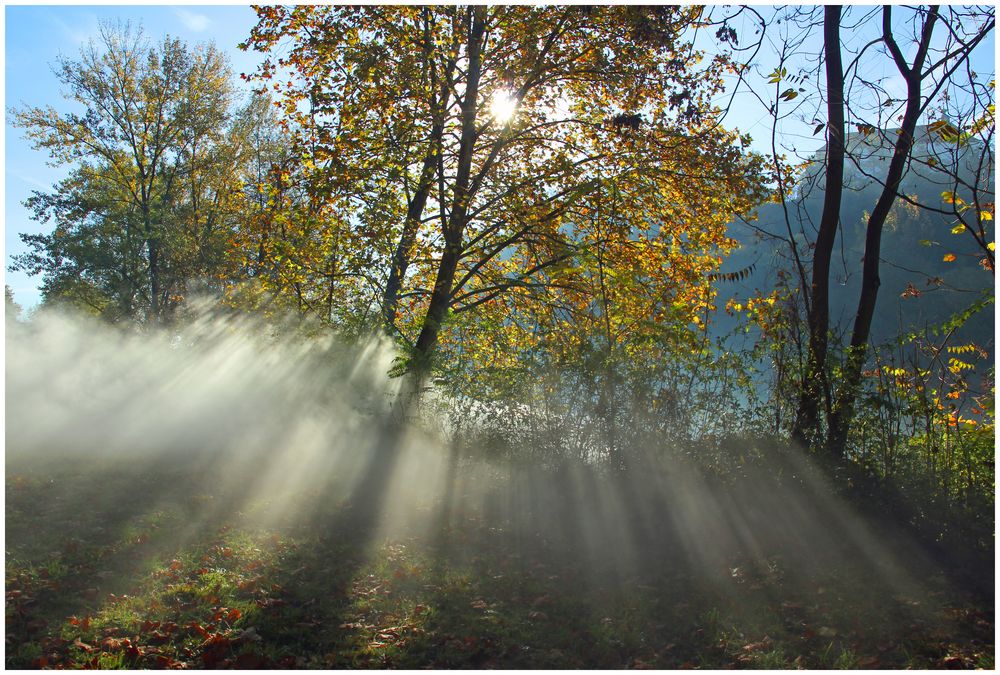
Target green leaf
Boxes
[929,119,962,143]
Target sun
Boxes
[490,89,518,123]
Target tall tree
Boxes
[11,23,236,323]
[791,6,846,446]
[826,5,989,453]
[244,5,767,371]
[743,6,993,453]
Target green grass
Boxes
[6,460,994,669]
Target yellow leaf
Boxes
[943,253,957,262]
[951,223,965,234]
[981,211,993,221]
[988,242,996,252]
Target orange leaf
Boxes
[943,253,957,262]
[73,638,95,653]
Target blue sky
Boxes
[3,5,994,311]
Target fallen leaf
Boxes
[186,621,211,639]
[148,630,171,644]
[742,637,773,652]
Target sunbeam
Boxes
[5,304,991,669]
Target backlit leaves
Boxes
[240,5,768,367]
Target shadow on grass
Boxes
[5,433,995,669]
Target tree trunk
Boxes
[412,237,462,366]
[381,142,439,329]
[148,238,161,322]
[381,10,451,332]
[827,6,939,454]
[143,195,161,324]
[792,6,845,447]
[411,6,487,369]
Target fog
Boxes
[6,305,948,627]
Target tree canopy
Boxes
[240,5,768,370]
[11,23,263,323]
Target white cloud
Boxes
[9,169,51,191]
[48,11,100,46]
[175,9,210,32]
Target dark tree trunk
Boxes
[148,238,160,322]
[381,9,451,332]
[412,237,462,366]
[827,6,939,454]
[381,143,439,329]
[411,7,487,369]
[144,194,161,324]
[792,6,845,447]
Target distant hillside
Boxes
[715,124,994,360]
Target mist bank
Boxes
[8,306,963,607]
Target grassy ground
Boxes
[6,459,994,669]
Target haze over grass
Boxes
[8,304,946,603]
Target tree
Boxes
[729,6,993,454]
[5,286,23,323]
[11,23,238,323]
[244,5,767,373]
[825,6,993,453]
[791,6,845,446]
